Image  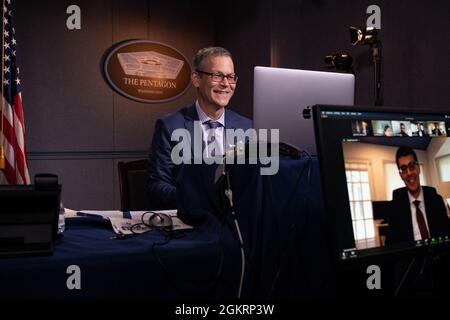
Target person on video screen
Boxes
[383,125,393,137]
[354,120,369,135]
[416,123,427,137]
[386,146,450,245]
[430,122,444,136]
[399,123,410,137]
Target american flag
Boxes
[0,0,29,184]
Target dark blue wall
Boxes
[12,0,449,209]
[14,0,214,209]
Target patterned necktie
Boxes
[204,120,222,157]
[413,200,430,240]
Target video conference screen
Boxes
[314,106,450,260]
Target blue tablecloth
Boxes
[176,156,334,299]
[0,156,334,299]
[0,216,242,299]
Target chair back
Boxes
[118,159,151,211]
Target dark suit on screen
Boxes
[386,186,450,246]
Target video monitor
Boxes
[313,105,450,261]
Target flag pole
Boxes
[0,0,5,169]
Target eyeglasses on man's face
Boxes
[195,70,238,84]
[398,161,418,175]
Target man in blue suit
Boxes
[147,47,252,209]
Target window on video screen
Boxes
[342,119,450,251]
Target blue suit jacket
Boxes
[147,103,253,209]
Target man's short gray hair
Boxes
[193,47,233,70]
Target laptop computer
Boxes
[253,66,355,154]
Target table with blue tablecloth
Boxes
[0,156,335,300]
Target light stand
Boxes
[371,40,383,106]
[350,26,383,106]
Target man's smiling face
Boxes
[192,55,236,111]
[398,154,421,196]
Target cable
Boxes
[419,256,427,275]
[120,211,226,295]
[214,216,226,283]
[223,164,246,299]
[151,229,172,272]
[393,258,416,297]
[232,206,245,298]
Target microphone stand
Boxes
[219,151,246,299]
